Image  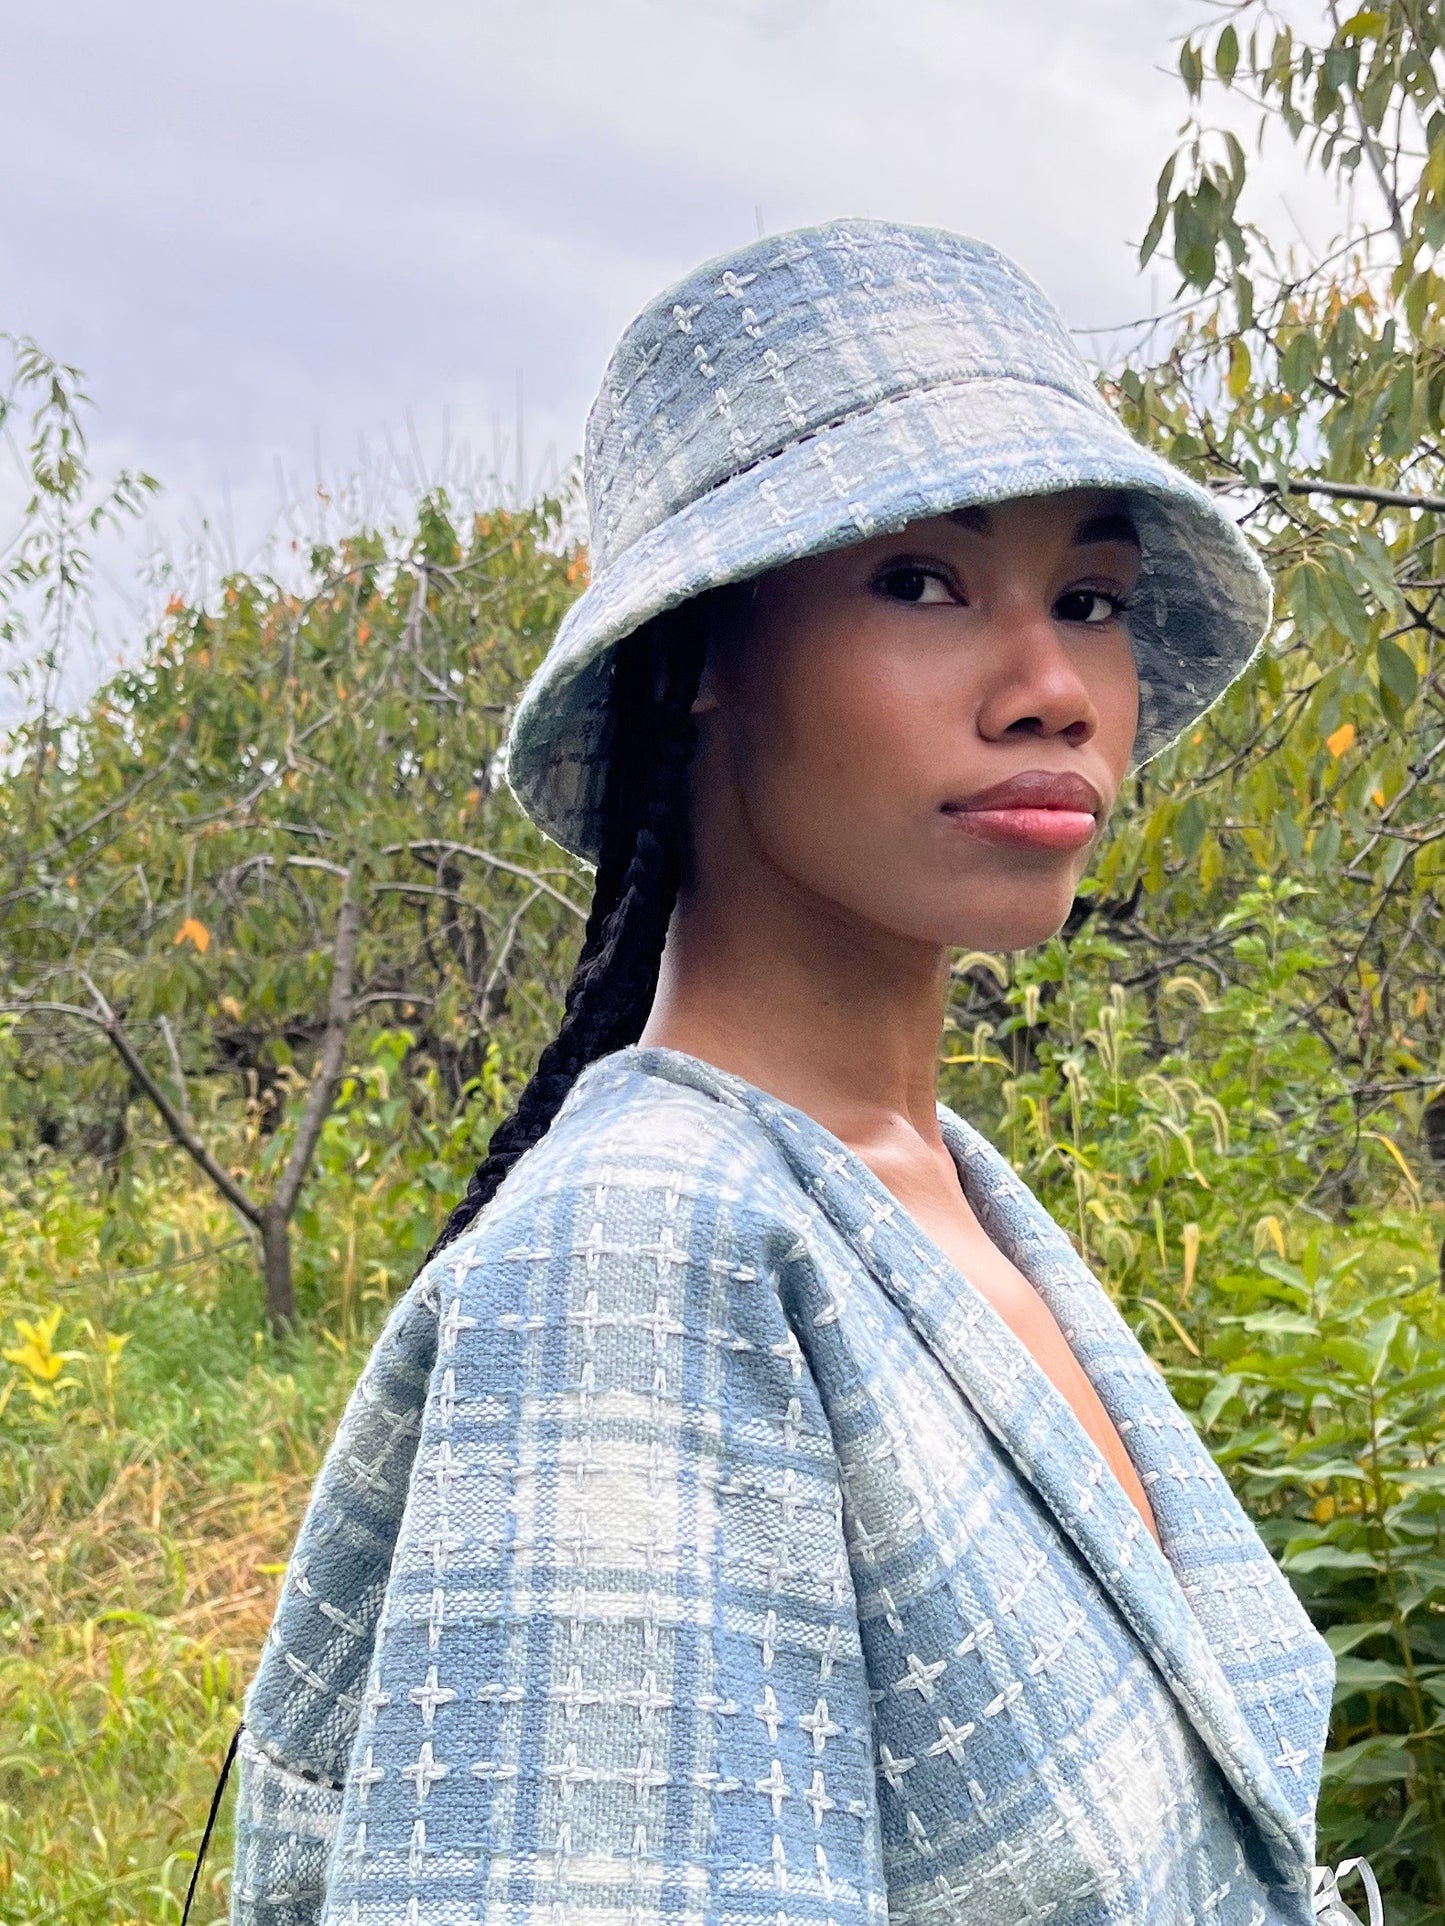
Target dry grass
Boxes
[0,1172,377,1926]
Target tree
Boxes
[947,4,1445,1247]
[1,463,587,1330]
[937,9,1445,1901]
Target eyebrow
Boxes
[946,504,1140,547]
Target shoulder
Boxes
[435,1052,816,1280]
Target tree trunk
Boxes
[260,1206,295,1333]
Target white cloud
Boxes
[1,0,1346,718]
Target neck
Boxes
[639,849,952,1156]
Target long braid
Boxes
[424,598,709,1260]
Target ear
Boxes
[691,576,759,718]
[690,657,722,718]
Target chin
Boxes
[929,880,1083,953]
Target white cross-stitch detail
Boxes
[755,1684,784,1742]
[351,1747,383,1804]
[771,1832,789,1892]
[440,1297,478,1354]
[818,1622,841,1682]
[401,1741,447,1803]
[409,1665,455,1727]
[618,1747,670,1796]
[621,1670,673,1723]
[905,1810,933,1854]
[800,1698,840,1754]
[756,1758,792,1817]
[893,1653,947,1701]
[928,1716,976,1765]
[425,1441,465,1501]
[546,1744,592,1802]
[476,1680,525,1706]
[805,1770,835,1826]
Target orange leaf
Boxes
[1371,785,1386,808]
[1326,722,1356,758]
[175,917,211,954]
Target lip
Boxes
[941,769,1104,852]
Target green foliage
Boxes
[1,473,588,1325]
[943,902,1445,1909]
[5,2,1445,1915]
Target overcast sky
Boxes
[3,0,1339,717]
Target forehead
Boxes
[848,487,1139,560]
[946,486,1136,539]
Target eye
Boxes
[874,563,958,605]
[1054,586,1129,625]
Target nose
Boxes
[973,603,1100,746]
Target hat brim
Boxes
[505,374,1272,863]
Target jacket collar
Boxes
[623,1047,1317,1894]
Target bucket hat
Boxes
[505,218,1272,863]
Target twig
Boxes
[4,992,262,1225]
[384,839,587,921]
[270,883,362,1221]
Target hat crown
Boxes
[584,220,1107,574]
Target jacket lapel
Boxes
[931,1108,1322,1878]
[652,1054,1317,1891]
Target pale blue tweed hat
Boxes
[505,219,1272,861]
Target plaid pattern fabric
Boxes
[234,1048,1334,1926]
[502,221,1274,864]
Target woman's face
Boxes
[691,488,1142,954]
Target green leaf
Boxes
[1325,1620,1397,1657]
[1332,1656,1411,1695]
[1312,816,1342,873]
[1216,23,1239,85]
[1321,1733,1415,1786]
[1200,1372,1242,1429]
[1176,794,1207,859]
[1281,1543,1380,1575]
[1139,153,1178,266]
[1376,635,1419,707]
[1335,10,1387,42]
[1237,1310,1319,1337]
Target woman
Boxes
[229,222,1375,1926]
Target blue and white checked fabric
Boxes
[503,220,1274,863]
[234,1047,1337,1926]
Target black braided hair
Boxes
[424,595,711,1260]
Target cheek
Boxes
[738,630,937,817]
[1090,633,1142,763]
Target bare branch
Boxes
[5,992,262,1225]
[384,838,587,921]
[1257,477,1445,515]
[270,883,364,1221]
[157,1014,191,1131]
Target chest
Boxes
[867,1163,1162,1549]
[781,1212,1306,1925]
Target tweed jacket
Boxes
[233,1046,1338,1926]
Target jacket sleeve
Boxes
[231,1271,439,1926]
[311,1145,886,1926]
